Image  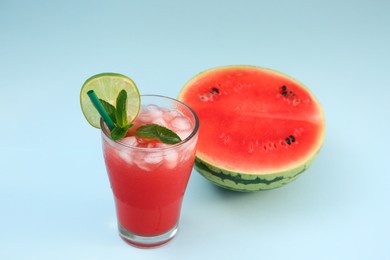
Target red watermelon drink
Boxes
[101,95,199,248]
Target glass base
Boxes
[118,223,178,248]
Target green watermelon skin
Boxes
[179,65,325,192]
[195,152,317,192]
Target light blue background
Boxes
[1,0,389,259]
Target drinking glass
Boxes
[100,95,199,248]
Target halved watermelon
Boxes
[178,65,325,192]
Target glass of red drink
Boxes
[100,95,199,248]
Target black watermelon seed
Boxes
[285,138,291,145]
[211,87,220,94]
[289,135,295,142]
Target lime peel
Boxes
[80,73,140,129]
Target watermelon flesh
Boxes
[178,66,325,191]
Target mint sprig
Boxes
[104,89,132,140]
[98,90,182,144]
[99,99,116,124]
[135,124,182,144]
[111,123,133,140]
[115,90,128,127]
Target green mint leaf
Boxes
[115,89,127,127]
[135,124,182,144]
[99,99,116,124]
[111,124,134,141]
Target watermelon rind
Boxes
[195,151,318,192]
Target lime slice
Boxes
[80,73,140,128]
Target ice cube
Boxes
[169,110,181,117]
[149,110,163,119]
[170,117,192,131]
[145,104,159,111]
[135,161,153,171]
[120,136,138,147]
[118,150,133,165]
[162,111,174,122]
[136,114,150,123]
[135,152,163,171]
[116,137,138,164]
[177,129,193,140]
[144,152,163,164]
[164,151,179,169]
[144,104,163,118]
[152,118,169,128]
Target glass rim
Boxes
[100,94,200,151]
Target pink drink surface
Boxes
[102,105,197,236]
